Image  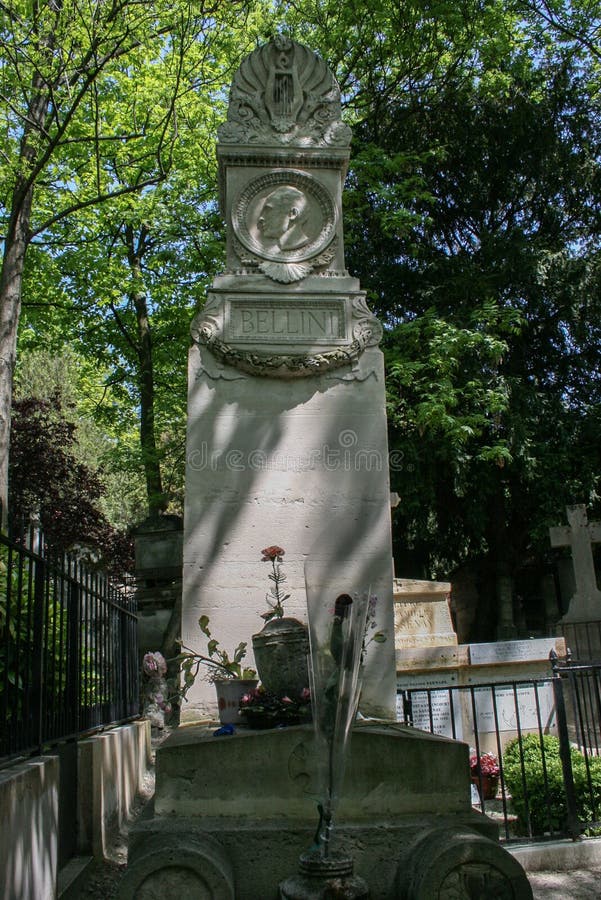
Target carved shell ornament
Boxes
[217,36,352,148]
[232,170,337,283]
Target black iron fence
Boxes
[0,520,139,764]
[398,651,601,843]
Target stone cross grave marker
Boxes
[549,504,601,622]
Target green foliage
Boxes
[503,734,601,836]
[4,2,601,610]
[342,31,601,590]
[196,614,256,680]
[174,616,256,701]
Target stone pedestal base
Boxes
[118,723,532,899]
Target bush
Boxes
[503,734,601,836]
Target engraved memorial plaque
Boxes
[225,298,347,345]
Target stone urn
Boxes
[252,617,309,698]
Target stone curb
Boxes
[509,837,601,872]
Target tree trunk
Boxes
[126,227,166,517]
[0,196,34,526]
[487,479,517,640]
[0,74,50,527]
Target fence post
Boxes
[550,649,582,841]
[31,556,46,754]
[66,578,80,736]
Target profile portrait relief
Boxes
[232,170,337,265]
[257,186,310,251]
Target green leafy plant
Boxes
[503,734,601,836]
[175,615,257,702]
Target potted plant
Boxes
[156,616,257,725]
[251,545,309,698]
[469,751,500,800]
[239,685,312,729]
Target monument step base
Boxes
[121,814,508,899]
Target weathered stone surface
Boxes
[115,719,536,899]
[550,504,601,622]
[181,37,396,720]
[396,827,533,899]
[393,578,456,650]
[123,817,501,899]
[118,832,234,899]
[154,723,471,821]
[182,344,396,721]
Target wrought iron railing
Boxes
[0,519,139,764]
[398,652,601,843]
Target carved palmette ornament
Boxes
[217,35,352,148]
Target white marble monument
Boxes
[181,36,396,721]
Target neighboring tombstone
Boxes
[396,636,566,753]
[549,504,601,622]
[393,578,457,650]
[181,36,396,721]
[133,515,183,658]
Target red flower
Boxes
[470,752,500,777]
[261,545,285,561]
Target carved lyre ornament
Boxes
[217,35,352,148]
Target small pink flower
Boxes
[300,688,311,702]
[143,651,167,677]
[142,653,158,675]
[281,696,293,704]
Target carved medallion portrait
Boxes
[233,171,336,265]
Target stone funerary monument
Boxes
[182,34,396,720]
[119,38,533,900]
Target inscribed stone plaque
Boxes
[469,638,561,666]
[473,683,556,733]
[396,674,463,740]
[225,298,346,344]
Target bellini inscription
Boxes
[226,298,347,344]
